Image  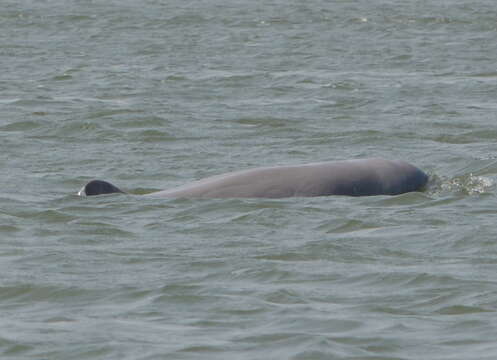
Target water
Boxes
[2,0,497,359]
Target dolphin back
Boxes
[78,159,428,198]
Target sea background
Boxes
[2,0,497,359]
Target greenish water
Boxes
[2,0,497,359]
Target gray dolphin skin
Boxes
[78,158,428,198]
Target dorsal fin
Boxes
[78,180,124,196]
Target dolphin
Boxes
[78,158,428,198]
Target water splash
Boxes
[432,173,494,195]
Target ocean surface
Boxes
[2,0,497,359]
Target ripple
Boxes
[436,305,492,315]
[0,120,41,132]
[0,284,98,303]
